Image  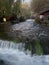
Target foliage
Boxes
[35,39,43,55]
[24,37,43,55]
[46,22,49,26]
[35,18,41,24]
[20,3,31,19]
[0,31,20,43]
[13,38,20,43]
[0,0,20,16]
[35,18,49,27]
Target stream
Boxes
[0,19,49,65]
[0,40,49,65]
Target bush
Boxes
[35,18,41,24]
[35,39,43,55]
[13,38,21,43]
[47,22,49,26]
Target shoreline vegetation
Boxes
[35,18,49,26]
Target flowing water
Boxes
[0,40,49,65]
[0,19,49,65]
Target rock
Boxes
[0,60,4,65]
[0,60,7,65]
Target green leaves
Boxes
[35,39,43,55]
[0,0,20,16]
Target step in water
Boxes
[0,40,49,65]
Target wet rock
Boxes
[37,26,49,54]
[0,60,4,65]
[40,37,49,54]
[0,60,7,65]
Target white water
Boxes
[0,40,49,65]
[11,19,35,37]
[0,19,49,65]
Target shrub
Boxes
[35,18,41,24]
[13,38,20,43]
[35,39,43,55]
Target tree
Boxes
[13,0,21,15]
[0,0,13,16]
[0,0,21,35]
[20,3,31,19]
[0,0,21,16]
[31,0,49,13]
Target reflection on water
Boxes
[0,40,49,65]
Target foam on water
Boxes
[0,40,49,65]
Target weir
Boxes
[0,40,48,65]
[0,40,24,50]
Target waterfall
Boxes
[0,40,25,50]
[0,40,49,65]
